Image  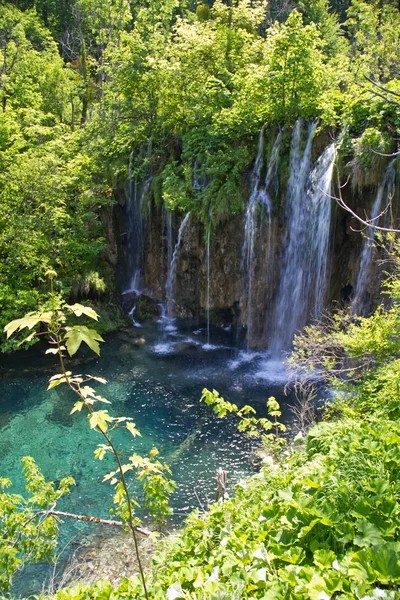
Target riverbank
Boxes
[50,391,400,599]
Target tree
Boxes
[263,10,327,120]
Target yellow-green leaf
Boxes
[86,375,107,384]
[47,377,66,390]
[67,303,99,321]
[65,326,104,356]
[126,422,141,437]
[94,445,109,460]
[70,402,84,414]
[103,470,118,482]
[89,410,114,432]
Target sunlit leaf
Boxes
[65,326,104,356]
[86,375,107,384]
[89,410,114,432]
[127,422,141,437]
[67,303,99,321]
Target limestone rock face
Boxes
[108,131,398,348]
[112,194,389,347]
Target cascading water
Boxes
[352,160,396,316]
[270,120,335,353]
[167,211,173,268]
[309,142,336,316]
[206,205,212,345]
[161,207,174,293]
[241,127,279,348]
[166,212,191,316]
[124,144,152,294]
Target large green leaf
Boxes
[4,312,53,338]
[65,326,104,356]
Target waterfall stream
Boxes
[206,205,212,345]
[309,142,336,316]
[166,212,191,316]
[241,127,280,348]
[352,160,396,315]
[124,145,152,294]
[270,121,335,353]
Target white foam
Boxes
[229,350,264,370]
[152,342,175,354]
[253,358,289,384]
[201,343,223,351]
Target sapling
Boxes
[200,388,286,461]
[4,280,176,598]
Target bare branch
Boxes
[37,509,150,536]
[332,167,400,233]
[371,149,400,157]
[364,76,400,100]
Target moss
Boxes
[135,295,160,321]
[151,174,164,208]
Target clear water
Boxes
[0,319,294,595]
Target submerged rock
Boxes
[61,529,156,588]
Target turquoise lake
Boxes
[0,318,294,595]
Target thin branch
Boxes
[332,167,400,233]
[55,333,149,600]
[355,83,400,106]
[364,76,400,100]
[371,149,400,157]
[35,509,150,535]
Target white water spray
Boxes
[166,212,191,316]
[352,160,396,315]
[241,127,281,347]
[270,121,335,353]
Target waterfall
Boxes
[241,126,278,348]
[162,207,174,297]
[206,205,212,345]
[166,212,191,316]
[264,130,282,279]
[167,211,173,268]
[271,120,335,353]
[309,142,336,316]
[352,160,396,316]
[124,143,152,293]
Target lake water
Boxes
[0,318,294,595]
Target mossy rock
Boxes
[135,295,161,321]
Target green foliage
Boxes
[1,0,399,343]
[2,0,400,596]
[50,412,400,599]
[4,300,175,595]
[0,458,74,593]
[196,4,211,22]
[354,127,392,169]
[200,388,286,457]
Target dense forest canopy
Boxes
[0,0,399,350]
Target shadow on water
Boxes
[1,319,296,596]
